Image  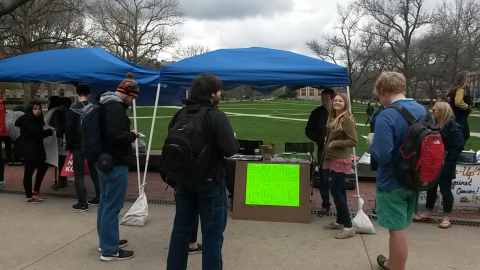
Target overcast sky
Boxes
[162,0,444,60]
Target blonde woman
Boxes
[414,102,464,228]
[321,93,358,239]
[446,71,472,142]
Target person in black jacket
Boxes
[167,74,239,270]
[65,85,101,212]
[305,88,334,217]
[414,102,464,228]
[15,101,54,203]
[96,73,140,261]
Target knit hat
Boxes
[117,72,140,97]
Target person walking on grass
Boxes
[65,85,101,212]
[365,103,374,125]
[414,102,464,229]
[370,72,427,270]
[321,93,358,239]
[15,101,54,203]
[305,88,334,217]
[96,73,140,261]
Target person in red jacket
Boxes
[0,90,8,188]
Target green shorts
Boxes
[376,189,418,231]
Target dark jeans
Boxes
[190,216,200,244]
[23,160,49,198]
[319,169,331,209]
[330,171,352,228]
[96,164,129,256]
[426,176,454,216]
[73,148,100,206]
[365,114,372,125]
[456,115,470,143]
[167,178,227,270]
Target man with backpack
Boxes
[164,73,239,270]
[370,72,443,270]
[65,85,101,211]
[96,73,140,261]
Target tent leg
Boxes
[142,83,161,190]
[133,99,141,196]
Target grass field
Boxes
[126,99,480,156]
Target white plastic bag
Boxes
[352,197,376,234]
[120,190,148,227]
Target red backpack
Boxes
[389,104,445,191]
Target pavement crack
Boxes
[360,234,375,270]
[20,228,97,270]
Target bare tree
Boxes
[307,3,385,99]
[357,0,432,97]
[88,0,184,65]
[0,0,32,17]
[172,44,210,61]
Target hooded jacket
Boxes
[168,99,239,178]
[65,101,90,151]
[441,120,465,179]
[99,92,137,165]
[15,114,53,161]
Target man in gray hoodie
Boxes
[96,73,140,261]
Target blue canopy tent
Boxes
[157,47,365,203]
[0,47,181,105]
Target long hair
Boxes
[327,93,354,131]
[435,102,455,131]
[447,71,469,97]
[25,101,45,126]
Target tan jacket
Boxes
[322,117,358,160]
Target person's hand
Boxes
[131,130,140,138]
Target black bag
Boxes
[162,106,213,184]
[70,103,102,162]
[388,104,445,191]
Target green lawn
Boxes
[126,99,480,157]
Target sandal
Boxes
[439,220,451,229]
[377,254,391,270]
[413,213,431,221]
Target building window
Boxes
[309,89,315,96]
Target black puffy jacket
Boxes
[15,115,53,161]
[441,120,465,179]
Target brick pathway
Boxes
[2,164,480,219]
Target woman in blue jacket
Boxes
[414,102,465,228]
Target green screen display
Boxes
[245,163,300,207]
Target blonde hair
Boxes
[327,93,354,131]
[447,71,469,97]
[434,101,455,130]
[374,72,407,96]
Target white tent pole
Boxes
[141,83,161,189]
[133,99,141,196]
[347,86,361,198]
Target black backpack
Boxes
[162,106,213,184]
[70,103,102,162]
[389,104,445,191]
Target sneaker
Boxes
[335,227,355,239]
[32,190,44,199]
[25,196,44,204]
[323,222,344,230]
[72,203,89,212]
[189,243,202,255]
[460,196,471,203]
[317,208,330,217]
[0,181,6,188]
[67,177,75,182]
[100,248,134,261]
[372,208,377,218]
[98,240,128,252]
[88,198,100,205]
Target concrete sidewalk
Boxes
[1,193,479,270]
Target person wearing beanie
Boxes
[96,73,140,261]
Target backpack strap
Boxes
[388,103,418,125]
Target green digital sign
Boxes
[245,163,300,207]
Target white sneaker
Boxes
[0,181,6,188]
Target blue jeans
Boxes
[330,171,352,228]
[73,148,100,206]
[167,178,227,270]
[96,164,129,256]
[319,169,331,209]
